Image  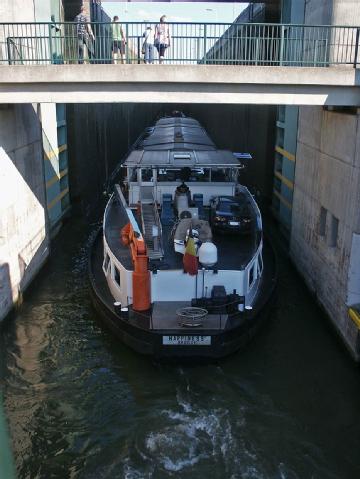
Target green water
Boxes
[1,218,360,479]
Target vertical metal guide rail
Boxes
[0,22,359,66]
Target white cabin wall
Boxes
[129,183,236,207]
[103,236,133,306]
[151,269,247,302]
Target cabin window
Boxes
[249,264,255,289]
[103,253,110,273]
[258,253,263,274]
[114,265,121,287]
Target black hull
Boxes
[88,229,278,360]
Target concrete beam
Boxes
[0,65,359,106]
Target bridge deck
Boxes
[0,65,359,105]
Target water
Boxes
[1,218,360,479]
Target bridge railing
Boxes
[0,22,359,67]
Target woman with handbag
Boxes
[142,26,155,64]
[154,15,171,64]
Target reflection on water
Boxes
[1,218,360,479]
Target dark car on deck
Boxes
[209,195,254,234]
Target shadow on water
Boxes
[1,216,360,479]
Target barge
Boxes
[89,115,277,359]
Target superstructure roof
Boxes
[124,116,251,168]
[139,117,216,151]
[124,149,242,168]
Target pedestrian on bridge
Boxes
[112,16,126,64]
[142,26,155,64]
[154,15,171,64]
[74,6,95,64]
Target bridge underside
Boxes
[0,65,359,106]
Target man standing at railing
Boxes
[142,26,155,64]
[74,5,95,64]
[112,16,126,64]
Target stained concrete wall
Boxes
[0,104,50,320]
[286,0,360,360]
[0,1,64,322]
[332,0,360,25]
[0,0,36,22]
[290,107,360,359]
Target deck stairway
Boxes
[140,187,164,260]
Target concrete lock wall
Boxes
[290,106,360,359]
[277,0,360,360]
[0,0,64,322]
[0,104,50,320]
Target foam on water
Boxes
[137,384,269,477]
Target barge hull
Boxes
[89,229,277,360]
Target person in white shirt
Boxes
[142,26,155,64]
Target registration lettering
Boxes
[163,335,211,346]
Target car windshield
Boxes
[219,200,238,213]
[218,195,251,215]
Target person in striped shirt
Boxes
[74,6,95,64]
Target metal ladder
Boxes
[140,188,164,260]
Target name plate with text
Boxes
[162,335,211,346]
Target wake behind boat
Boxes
[89,115,277,359]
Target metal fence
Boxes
[0,22,359,67]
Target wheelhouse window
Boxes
[157,167,210,182]
[211,168,233,182]
[114,265,121,287]
[129,168,137,182]
[157,168,182,182]
[188,168,210,182]
[141,168,153,182]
